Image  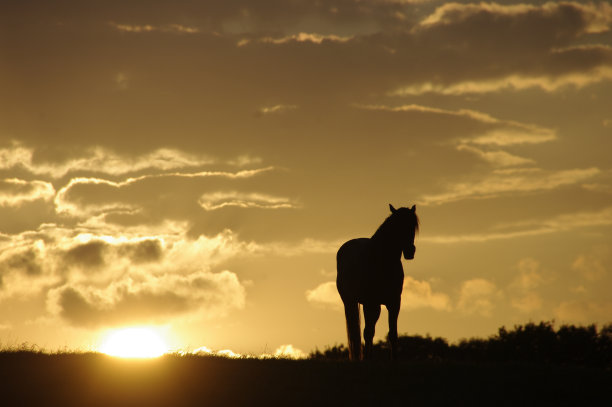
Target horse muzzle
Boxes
[403,244,416,260]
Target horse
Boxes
[336,204,419,360]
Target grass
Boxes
[1,349,610,406]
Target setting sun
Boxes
[99,327,168,358]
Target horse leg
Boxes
[363,303,381,360]
[387,301,400,360]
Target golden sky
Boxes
[1,0,612,355]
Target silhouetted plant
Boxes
[310,321,612,368]
[310,344,349,360]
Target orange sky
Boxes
[1,0,612,355]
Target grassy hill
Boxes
[1,350,610,407]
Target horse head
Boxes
[389,204,418,260]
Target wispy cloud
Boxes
[423,206,612,244]
[419,167,599,206]
[417,1,612,34]
[0,178,55,207]
[54,167,275,216]
[357,104,556,146]
[257,104,298,115]
[198,191,297,210]
[239,32,353,47]
[391,69,612,95]
[456,145,535,167]
[110,22,199,34]
[0,143,215,179]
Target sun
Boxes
[99,327,168,358]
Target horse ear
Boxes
[410,205,416,212]
[389,204,397,213]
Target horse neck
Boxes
[370,225,403,259]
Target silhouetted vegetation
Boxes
[1,322,610,406]
[310,321,612,368]
[1,348,610,406]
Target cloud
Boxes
[0,142,215,179]
[0,178,55,207]
[513,258,544,291]
[554,299,612,323]
[401,276,451,311]
[110,22,199,34]
[114,72,129,90]
[465,129,556,147]
[63,240,108,269]
[419,167,600,205]
[357,104,556,146]
[0,247,43,277]
[307,276,451,312]
[511,293,543,314]
[456,145,534,167]
[418,2,612,34]
[509,258,545,313]
[54,166,275,217]
[227,155,263,167]
[0,216,342,311]
[572,245,609,281]
[423,205,612,244]
[190,346,243,358]
[273,344,306,359]
[0,244,59,300]
[357,103,500,123]
[241,32,353,46]
[257,104,298,115]
[198,191,297,210]
[392,69,612,95]
[0,222,246,300]
[457,278,499,317]
[386,2,612,95]
[306,281,341,309]
[47,269,246,327]
[191,343,306,359]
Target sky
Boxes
[1,0,612,355]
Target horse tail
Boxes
[344,301,361,361]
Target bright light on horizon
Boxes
[99,327,168,358]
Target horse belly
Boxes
[337,239,403,305]
[361,264,403,305]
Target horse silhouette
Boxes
[336,204,419,360]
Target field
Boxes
[1,351,610,406]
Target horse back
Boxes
[336,238,403,305]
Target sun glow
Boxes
[99,327,168,358]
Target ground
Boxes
[1,351,609,406]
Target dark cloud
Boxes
[54,285,191,327]
[1,248,42,276]
[64,241,108,268]
[62,238,163,268]
[48,270,246,327]
[119,239,163,263]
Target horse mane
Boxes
[371,211,419,240]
